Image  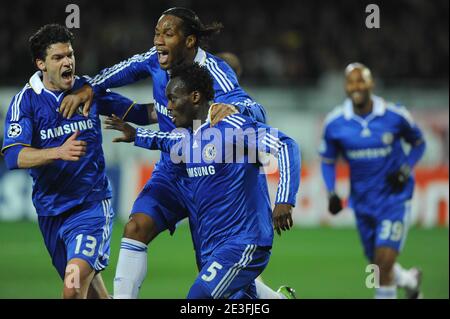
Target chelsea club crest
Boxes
[203,143,217,161]
[382,132,394,145]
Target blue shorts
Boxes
[355,200,411,261]
[38,199,115,279]
[131,163,196,236]
[187,243,271,299]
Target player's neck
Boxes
[353,99,373,117]
[185,48,197,65]
[41,72,63,92]
[198,103,210,124]
[191,103,210,132]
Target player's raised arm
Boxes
[97,89,157,125]
[60,49,155,119]
[88,49,155,91]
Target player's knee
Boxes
[124,214,158,244]
[63,286,83,299]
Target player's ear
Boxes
[36,59,47,72]
[185,35,196,49]
[191,90,201,104]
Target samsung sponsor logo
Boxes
[155,101,170,117]
[347,146,392,159]
[40,119,94,140]
[187,165,216,178]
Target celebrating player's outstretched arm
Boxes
[17,131,87,168]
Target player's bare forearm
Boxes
[17,147,59,168]
[17,131,87,168]
[60,84,94,118]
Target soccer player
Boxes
[58,7,289,299]
[319,63,426,299]
[104,63,301,298]
[1,24,151,299]
[216,50,297,299]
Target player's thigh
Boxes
[355,213,377,262]
[375,200,411,254]
[64,257,96,292]
[38,215,68,279]
[188,244,270,299]
[131,169,190,235]
[63,199,115,274]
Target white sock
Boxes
[113,238,148,299]
[375,285,397,299]
[394,263,418,289]
[255,278,283,299]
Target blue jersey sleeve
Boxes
[321,161,336,193]
[206,56,267,123]
[88,48,155,92]
[396,105,426,167]
[397,106,424,145]
[1,86,33,155]
[256,122,300,206]
[95,89,150,125]
[134,127,187,154]
[224,114,301,206]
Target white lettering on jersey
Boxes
[40,119,94,140]
[155,101,171,117]
[187,165,216,178]
[346,146,392,160]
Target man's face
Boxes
[166,77,196,128]
[345,68,373,106]
[154,14,191,70]
[37,42,75,91]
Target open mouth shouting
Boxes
[157,49,169,66]
[61,68,74,85]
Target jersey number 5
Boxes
[201,261,223,282]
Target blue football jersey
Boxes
[319,95,424,213]
[87,47,267,170]
[1,72,137,216]
[133,114,301,258]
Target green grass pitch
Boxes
[0,221,447,299]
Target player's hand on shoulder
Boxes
[56,130,87,161]
[104,114,136,143]
[209,103,239,127]
[60,84,93,119]
[273,203,294,236]
[328,192,343,215]
[386,164,411,192]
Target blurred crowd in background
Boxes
[0,0,448,86]
[0,1,448,225]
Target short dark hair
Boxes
[162,7,223,48]
[29,24,74,64]
[171,63,215,101]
